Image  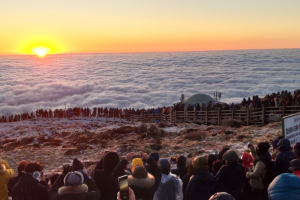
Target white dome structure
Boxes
[184,93,214,108]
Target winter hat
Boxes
[72,158,84,171]
[159,159,170,175]
[150,152,159,162]
[64,171,84,186]
[209,192,235,200]
[255,142,270,156]
[241,152,253,167]
[132,166,148,179]
[132,158,144,172]
[192,156,209,170]
[223,150,239,163]
[289,159,300,171]
[18,160,28,167]
[103,152,120,171]
[268,173,300,200]
[177,155,187,167]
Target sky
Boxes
[1,0,300,55]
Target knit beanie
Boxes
[18,160,28,167]
[256,142,270,156]
[192,156,209,170]
[209,192,235,200]
[132,158,143,172]
[289,159,300,171]
[241,152,253,168]
[159,159,170,170]
[103,152,120,171]
[132,166,148,179]
[72,158,84,171]
[223,150,239,163]
[150,152,160,162]
[64,171,84,186]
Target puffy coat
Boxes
[275,139,297,174]
[49,174,100,200]
[153,173,183,200]
[186,169,216,200]
[0,160,14,200]
[268,173,300,200]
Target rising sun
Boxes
[31,47,50,57]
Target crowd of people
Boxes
[1,137,300,200]
[1,90,300,123]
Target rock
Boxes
[148,124,158,133]
[182,132,205,141]
[158,122,167,128]
[112,126,137,135]
[20,137,34,145]
[136,124,148,133]
[224,131,235,135]
[149,143,163,151]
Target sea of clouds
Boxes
[1,49,300,115]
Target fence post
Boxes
[194,110,197,123]
[184,110,186,123]
[262,105,266,124]
[205,109,208,125]
[247,108,250,126]
[174,111,177,123]
[282,105,286,117]
[218,108,221,125]
[143,113,146,123]
[232,109,235,122]
[170,110,173,123]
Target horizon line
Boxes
[1,47,299,56]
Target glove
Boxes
[72,158,84,171]
[62,164,73,175]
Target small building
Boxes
[184,93,215,108]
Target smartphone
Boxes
[132,154,141,159]
[118,175,129,200]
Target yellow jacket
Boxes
[0,160,14,200]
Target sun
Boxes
[31,47,50,57]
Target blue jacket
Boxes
[275,139,297,174]
[268,173,300,200]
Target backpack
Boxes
[259,160,279,188]
[14,182,38,200]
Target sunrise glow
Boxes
[31,47,49,57]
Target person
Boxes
[171,155,187,180]
[0,159,14,200]
[246,142,271,200]
[145,152,159,175]
[215,150,245,200]
[241,152,253,175]
[274,138,297,174]
[12,161,49,200]
[182,164,195,200]
[117,187,136,200]
[268,173,300,200]
[94,152,120,200]
[293,142,300,158]
[185,156,216,200]
[112,151,161,200]
[49,164,100,200]
[207,154,218,175]
[153,159,183,200]
[8,160,27,197]
[289,159,300,178]
[209,192,235,200]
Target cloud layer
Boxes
[1,49,300,115]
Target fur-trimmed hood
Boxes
[128,173,155,189]
[58,184,88,196]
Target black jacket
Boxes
[185,169,216,200]
[275,139,297,174]
[49,174,100,200]
[94,168,118,200]
[12,175,50,200]
[8,174,24,197]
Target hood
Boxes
[103,152,120,171]
[208,154,218,168]
[218,147,230,160]
[242,152,253,165]
[161,173,178,184]
[58,185,88,196]
[128,173,155,189]
[177,156,187,168]
[278,139,291,152]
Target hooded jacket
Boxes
[268,173,300,200]
[112,157,161,200]
[186,169,216,200]
[93,152,120,200]
[275,139,297,174]
[49,174,100,200]
[0,160,14,200]
[153,173,183,200]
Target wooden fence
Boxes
[130,105,300,125]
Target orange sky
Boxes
[1,0,300,55]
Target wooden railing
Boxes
[130,105,300,125]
